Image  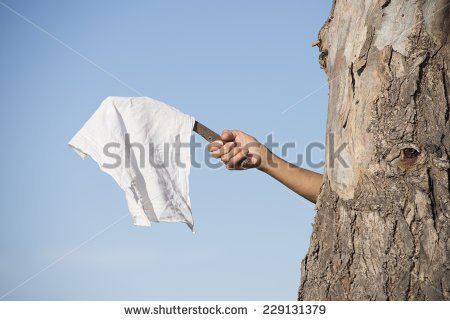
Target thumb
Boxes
[221,129,237,142]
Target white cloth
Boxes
[69,96,195,230]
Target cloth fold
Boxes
[69,96,195,230]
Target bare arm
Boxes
[258,148,323,203]
[208,130,324,203]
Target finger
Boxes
[221,130,236,142]
[221,146,243,164]
[221,141,236,155]
[226,148,249,169]
[211,149,221,158]
[207,140,223,152]
[211,141,235,158]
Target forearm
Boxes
[258,148,323,203]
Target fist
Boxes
[208,130,266,170]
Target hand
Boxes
[208,130,268,170]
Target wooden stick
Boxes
[193,121,221,143]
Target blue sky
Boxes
[0,0,331,300]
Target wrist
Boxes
[257,144,273,173]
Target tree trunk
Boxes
[299,0,450,300]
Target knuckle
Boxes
[226,141,235,148]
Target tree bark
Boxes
[299,0,450,300]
